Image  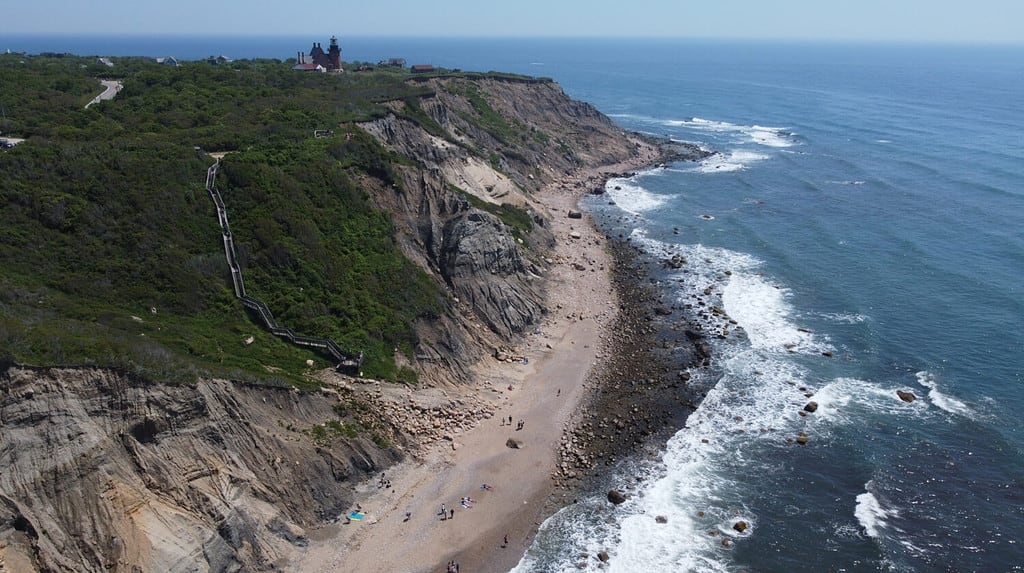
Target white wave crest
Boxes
[811,377,929,426]
[916,371,973,417]
[695,150,770,174]
[818,312,868,324]
[665,117,796,148]
[605,179,667,215]
[722,273,831,354]
[748,125,794,147]
[855,485,895,538]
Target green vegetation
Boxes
[450,185,534,239]
[0,53,457,384]
[309,419,361,445]
[448,81,518,144]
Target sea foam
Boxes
[666,117,797,148]
[605,178,667,215]
[722,273,828,354]
[916,370,973,417]
[855,485,894,539]
[695,150,770,173]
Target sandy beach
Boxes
[290,142,663,573]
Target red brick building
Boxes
[296,36,342,72]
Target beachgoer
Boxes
[450,508,455,519]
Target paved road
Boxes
[85,80,122,109]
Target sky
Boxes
[2,0,1022,45]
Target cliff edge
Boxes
[0,71,700,572]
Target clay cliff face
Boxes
[360,76,645,374]
[0,366,400,572]
[0,75,651,572]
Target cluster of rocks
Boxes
[492,348,528,363]
[335,384,496,453]
[551,241,710,490]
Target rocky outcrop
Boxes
[439,210,545,338]
[607,490,627,505]
[0,366,398,572]
[358,75,659,371]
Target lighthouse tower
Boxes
[327,36,342,72]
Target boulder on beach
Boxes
[505,438,524,449]
[607,490,627,505]
[567,210,583,219]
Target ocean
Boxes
[505,41,1024,573]
[7,35,1023,571]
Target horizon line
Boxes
[3,32,1024,48]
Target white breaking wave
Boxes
[855,484,895,538]
[748,125,794,148]
[665,117,797,148]
[723,273,831,354]
[604,178,668,215]
[916,370,973,417]
[818,312,868,324]
[811,377,929,427]
[695,150,770,173]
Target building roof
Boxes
[292,63,325,72]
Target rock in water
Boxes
[803,401,818,413]
[607,490,627,505]
[655,515,668,523]
[897,390,917,403]
[733,520,748,533]
[598,550,610,562]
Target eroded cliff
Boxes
[0,74,675,572]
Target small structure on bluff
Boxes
[295,35,343,72]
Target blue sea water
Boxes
[7,35,1023,571]
[505,41,1024,573]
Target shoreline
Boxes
[289,137,697,573]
